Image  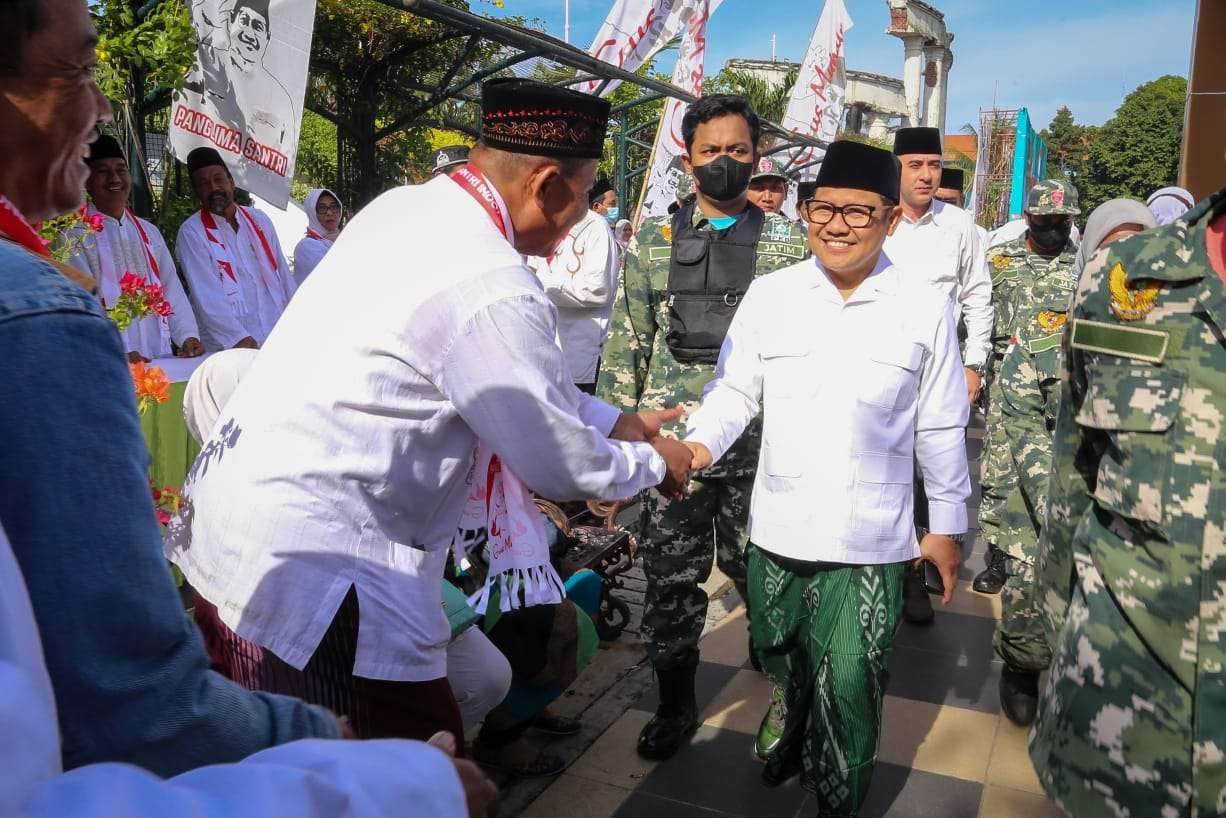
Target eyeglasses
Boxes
[799,200,887,228]
[316,204,342,214]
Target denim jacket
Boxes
[0,240,338,777]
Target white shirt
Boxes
[528,209,621,383]
[293,235,331,285]
[0,519,466,818]
[884,200,992,367]
[176,207,296,351]
[68,209,199,359]
[167,175,665,681]
[685,254,971,565]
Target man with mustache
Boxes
[175,146,296,351]
[597,94,809,761]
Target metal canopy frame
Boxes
[377,0,828,209]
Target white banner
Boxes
[170,0,317,207]
[579,0,722,97]
[779,0,852,179]
[636,0,711,223]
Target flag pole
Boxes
[564,0,570,43]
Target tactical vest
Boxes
[664,202,766,364]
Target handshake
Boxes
[609,407,715,500]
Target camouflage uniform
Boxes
[1029,189,1226,815]
[990,276,1072,672]
[978,183,1080,553]
[598,206,809,670]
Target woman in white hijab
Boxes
[293,188,344,285]
[1073,197,1159,280]
[1146,186,1195,226]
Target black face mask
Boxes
[1029,220,1072,252]
[691,155,753,203]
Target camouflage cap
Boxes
[1026,180,1080,215]
[676,173,694,200]
[751,156,789,184]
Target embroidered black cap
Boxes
[480,78,611,160]
[939,167,965,190]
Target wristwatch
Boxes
[964,362,987,377]
[918,526,965,546]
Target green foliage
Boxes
[705,67,798,128]
[93,0,197,105]
[1078,75,1186,215]
[295,110,339,191]
[1040,105,1094,188]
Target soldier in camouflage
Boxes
[1029,187,1226,816]
[746,156,789,215]
[597,95,809,760]
[975,181,1079,597]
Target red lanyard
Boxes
[449,165,511,242]
[0,195,50,257]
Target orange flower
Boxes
[130,362,171,414]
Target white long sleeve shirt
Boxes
[67,209,199,358]
[529,209,621,383]
[176,207,296,351]
[0,521,467,818]
[685,254,971,565]
[884,200,992,367]
[167,175,665,681]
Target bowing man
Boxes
[683,140,971,816]
[176,147,296,351]
[69,135,202,362]
[167,79,692,744]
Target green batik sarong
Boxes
[747,544,905,817]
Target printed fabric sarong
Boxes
[747,543,906,817]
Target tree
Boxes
[1079,75,1187,215]
[307,0,514,208]
[1040,106,1094,195]
[704,67,798,126]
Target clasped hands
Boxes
[609,407,713,500]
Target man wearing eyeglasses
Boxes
[882,127,992,624]
[683,140,970,815]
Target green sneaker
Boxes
[754,686,787,760]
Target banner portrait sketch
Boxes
[170,0,317,206]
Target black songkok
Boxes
[814,140,901,203]
[432,145,470,174]
[588,177,613,204]
[796,181,818,203]
[480,78,610,160]
[892,126,943,156]
[939,167,965,190]
[187,147,227,176]
[87,134,125,164]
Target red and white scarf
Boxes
[199,206,291,315]
[0,194,49,258]
[86,205,170,346]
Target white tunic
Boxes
[883,200,992,368]
[685,255,971,565]
[292,235,331,285]
[528,209,621,384]
[67,209,199,359]
[176,207,296,351]
[167,175,665,681]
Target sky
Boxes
[489,0,1197,134]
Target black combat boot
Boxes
[973,546,1006,594]
[637,657,699,760]
[902,562,934,624]
[1000,665,1040,726]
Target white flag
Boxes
[170,0,317,207]
[636,0,711,223]
[579,0,722,97]
[779,0,853,179]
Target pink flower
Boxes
[119,272,144,295]
[87,213,105,233]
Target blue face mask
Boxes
[604,207,620,224]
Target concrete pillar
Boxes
[865,110,894,142]
[921,45,949,132]
[901,34,924,127]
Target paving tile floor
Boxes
[521,420,1065,818]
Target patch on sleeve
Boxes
[1070,318,1169,364]
[1036,310,1067,333]
[1108,262,1162,321]
[1026,333,1063,354]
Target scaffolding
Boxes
[970,106,1048,230]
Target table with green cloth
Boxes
[141,355,208,489]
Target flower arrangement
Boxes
[150,479,182,527]
[35,204,104,263]
[130,360,171,414]
[109,272,173,332]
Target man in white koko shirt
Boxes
[682,139,970,816]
